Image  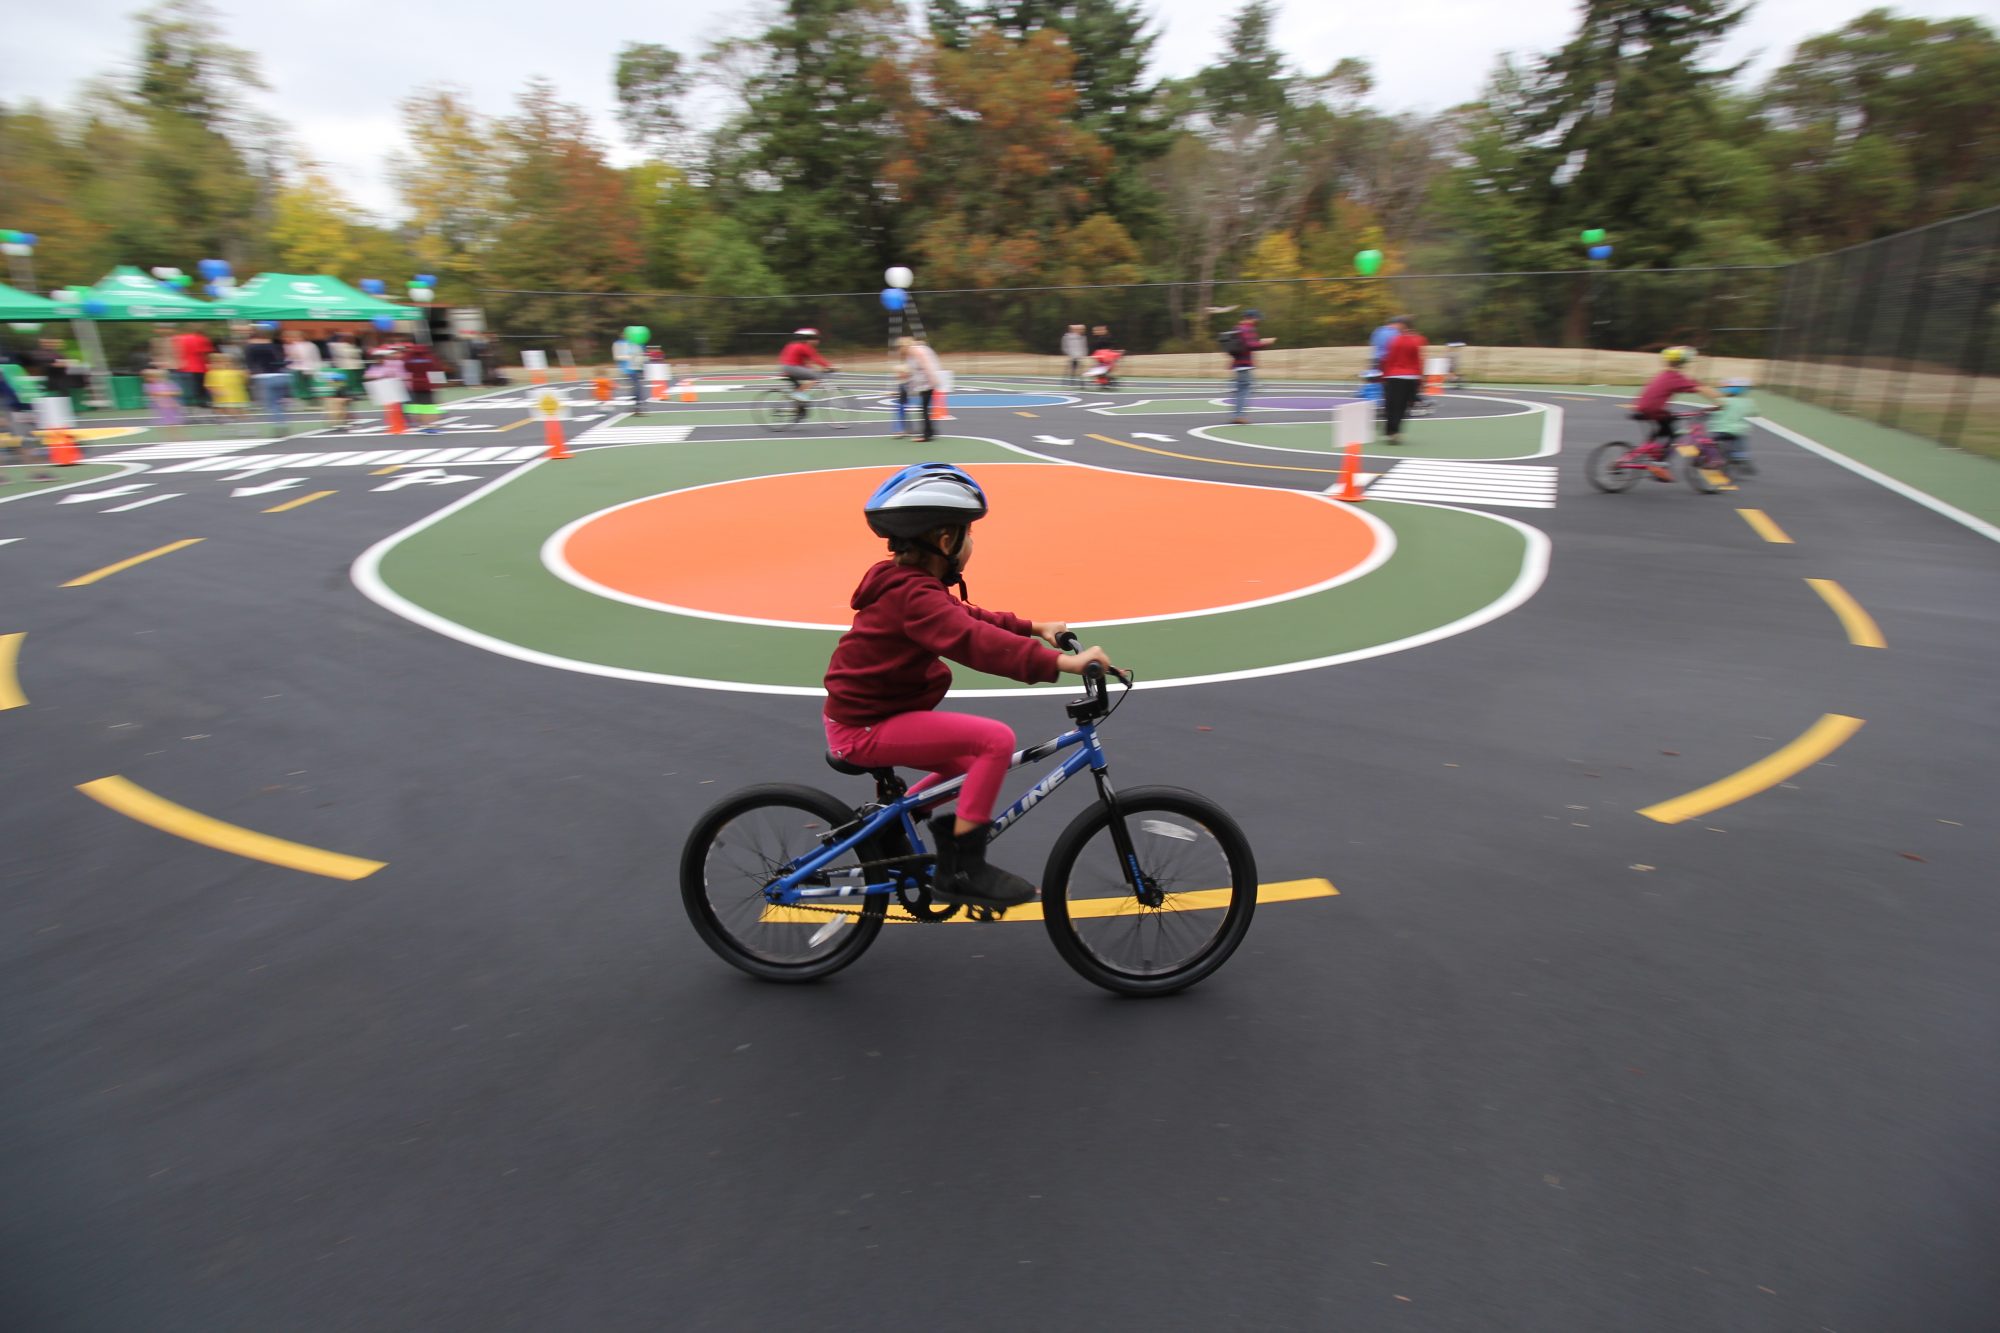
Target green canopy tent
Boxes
[0,281,66,321]
[211,273,418,322]
[77,266,229,321]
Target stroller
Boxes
[1083,346,1123,391]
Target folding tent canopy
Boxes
[211,273,418,322]
[0,281,66,321]
[76,266,228,320]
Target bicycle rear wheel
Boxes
[1041,787,1257,996]
[1586,441,1642,493]
[755,388,803,434]
[680,784,888,982]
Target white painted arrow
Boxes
[58,484,150,505]
[1033,435,1075,447]
[230,477,305,498]
[1130,432,1177,443]
[372,468,479,492]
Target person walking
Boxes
[1379,316,1428,445]
[243,328,290,425]
[328,331,364,397]
[402,340,443,432]
[613,330,646,415]
[283,329,323,403]
[1060,324,1087,387]
[171,325,213,409]
[1225,309,1277,424]
[902,336,946,444]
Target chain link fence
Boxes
[1766,206,2000,457]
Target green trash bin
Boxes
[109,375,146,410]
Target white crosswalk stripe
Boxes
[576,424,693,444]
[1366,459,1558,509]
[101,439,271,461]
[147,445,546,474]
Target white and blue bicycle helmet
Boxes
[864,463,988,595]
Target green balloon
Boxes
[624,325,651,345]
[1354,248,1384,277]
[173,274,193,287]
[1581,228,1607,245]
[0,230,18,244]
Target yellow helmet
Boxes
[1661,345,1695,366]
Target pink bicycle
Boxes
[1586,407,1744,495]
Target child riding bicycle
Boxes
[1630,346,1723,479]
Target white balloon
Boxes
[885,266,914,289]
[151,266,173,279]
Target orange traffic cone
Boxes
[384,402,407,435]
[651,377,668,401]
[930,389,952,421]
[544,417,571,460]
[1333,441,1365,502]
[47,430,83,466]
[593,376,613,403]
[679,384,697,403]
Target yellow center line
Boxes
[499,416,536,431]
[265,489,336,514]
[62,538,204,588]
[371,464,401,476]
[1086,432,1338,475]
[1805,578,1886,648]
[1737,508,1793,544]
[762,876,1336,925]
[1638,714,1865,825]
[0,632,26,709]
[77,776,386,880]
[1015,411,1039,418]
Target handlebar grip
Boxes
[1055,631,1082,653]
[1081,661,1105,682]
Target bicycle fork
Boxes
[1089,766,1162,907]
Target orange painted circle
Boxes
[560,465,1380,625]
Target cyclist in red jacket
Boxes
[777,328,837,423]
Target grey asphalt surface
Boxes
[4,380,1998,1331]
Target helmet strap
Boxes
[902,529,969,600]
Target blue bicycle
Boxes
[679,636,1258,996]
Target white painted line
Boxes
[1752,416,2000,546]
[376,448,436,464]
[101,493,181,513]
[499,446,545,462]
[338,451,399,467]
[459,446,509,462]
[412,447,475,463]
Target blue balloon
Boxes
[198,258,222,278]
[1588,244,1613,260]
[881,287,907,311]
[82,299,109,317]
[205,282,222,297]
[372,315,396,331]
[20,233,36,247]
[360,277,386,294]
[414,274,437,288]
[259,321,280,332]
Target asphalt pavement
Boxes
[3,377,1996,1331]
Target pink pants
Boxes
[824,711,1016,825]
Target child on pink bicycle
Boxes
[1630,346,1723,478]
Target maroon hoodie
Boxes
[823,561,1061,726]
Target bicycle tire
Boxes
[680,783,888,982]
[755,388,803,434]
[1682,449,1723,494]
[1586,441,1642,493]
[1041,787,1258,997]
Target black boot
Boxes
[928,814,1036,908]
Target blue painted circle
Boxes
[933,392,1071,408]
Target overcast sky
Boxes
[4,0,1986,219]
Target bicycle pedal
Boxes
[965,904,1005,923]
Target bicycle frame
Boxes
[768,718,1116,906]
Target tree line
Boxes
[2,0,1995,352]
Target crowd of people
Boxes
[141,324,451,428]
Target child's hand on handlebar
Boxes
[1057,645,1119,678]
[1031,620,1068,649]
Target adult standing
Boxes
[171,325,213,408]
[402,340,442,433]
[902,336,945,444]
[1379,316,1428,445]
[243,327,290,424]
[1368,316,1400,376]
[1225,309,1277,425]
[283,329,323,402]
[1060,324,1087,386]
[328,330,364,397]
[612,331,645,416]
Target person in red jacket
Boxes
[778,328,836,421]
[1378,316,1427,444]
[1628,346,1723,476]
[823,463,1118,910]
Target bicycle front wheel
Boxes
[680,784,888,982]
[1041,787,1258,997]
[755,388,802,433]
[1586,441,1641,493]
[1682,448,1723,494]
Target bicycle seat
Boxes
[824,751,895,781]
